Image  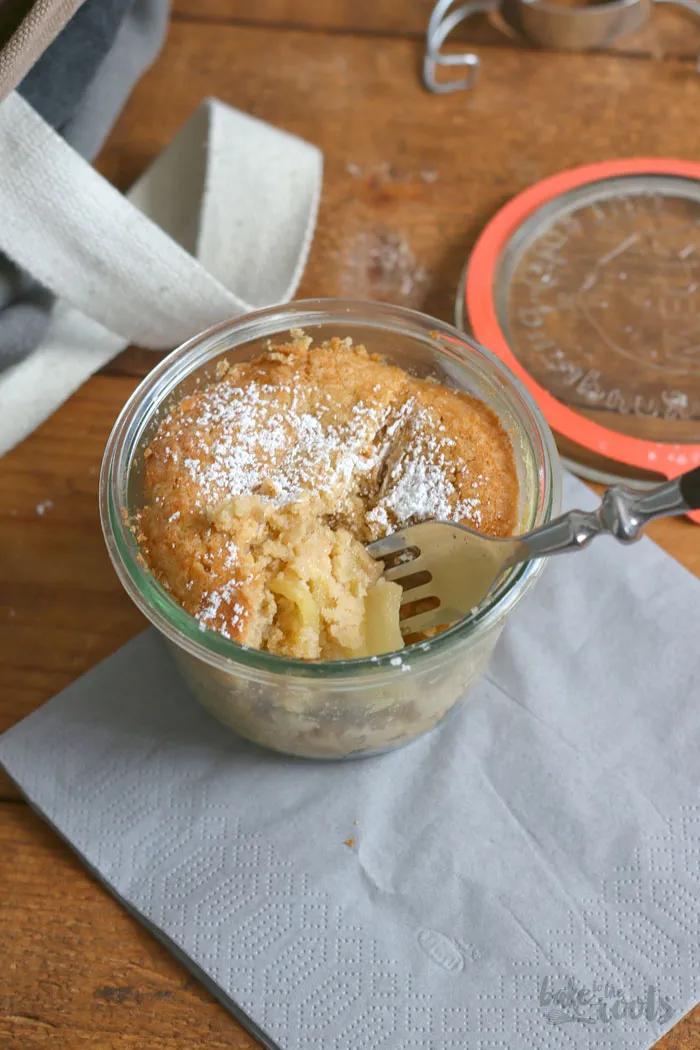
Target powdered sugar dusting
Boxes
[370,400,482,528]
[178,380,389,509]
[197,578,245,638]
[376,456,480,524]
[156,345,486,539]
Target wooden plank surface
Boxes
[0,803,258,1049]
[171,0,700,58]
[1,8,698,1049]
[95,21,700,330]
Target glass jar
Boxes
[100,299,561,759]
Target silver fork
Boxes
[367,466,700,636]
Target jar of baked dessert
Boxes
[100,299,561,758]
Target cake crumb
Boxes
[35,499,53,516]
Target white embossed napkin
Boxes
[1,472,699,1050]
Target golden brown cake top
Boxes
[135,333,518,657]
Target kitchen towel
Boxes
[0,0,84,103]
[1,472,698,1050]
[0,0,170,369]
[0,87,322,453]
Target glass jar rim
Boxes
[100,298,561,679]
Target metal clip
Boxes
[425,0,700,92]
[424,0,500,93]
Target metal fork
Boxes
[367,467,700,636]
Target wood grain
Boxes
[95,21,700,331]
[1,9,698,1050]
[0,803,258,1049]
[170,0,700,58]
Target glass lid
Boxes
[461,159,700,487]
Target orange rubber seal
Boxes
[465,158,700,519]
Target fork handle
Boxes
[511,466,700,564]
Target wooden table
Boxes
[1,3,699,1046]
